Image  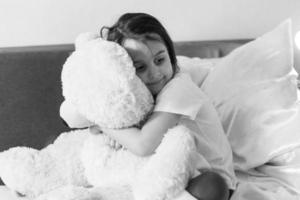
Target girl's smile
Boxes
[122,38,173,96]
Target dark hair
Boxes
[100,13,178,73]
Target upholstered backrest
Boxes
[0,47,72,151]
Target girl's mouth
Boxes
[148,78,164,87]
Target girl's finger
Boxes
[115,142,122,150]
[110,138,115,147]
[103,134,110,144]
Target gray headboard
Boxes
[0,39,251,152]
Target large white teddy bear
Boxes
[0,33,207,200]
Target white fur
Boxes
[0,127,198,200]
[75,32,100,50]
[0,32,205,200]
[0,130,89,198]
[81,125,198,200]
[132,125,198,200]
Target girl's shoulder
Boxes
[164,71,193,89]
[163,71,205,97]
[154,72,208,120]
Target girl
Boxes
[91,13,236,200]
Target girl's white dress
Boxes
[154,72,237,190]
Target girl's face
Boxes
[123,38,173,96]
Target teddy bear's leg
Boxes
[0,147,66,198]
[0,129,90,198]
[44,129,90,187]
[132,125,206,200]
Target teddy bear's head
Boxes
[60,33,154,129]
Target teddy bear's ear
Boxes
[75,32,100,50]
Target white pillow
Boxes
[177,56,218,86]
[201,19,300,171]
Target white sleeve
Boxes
[154,73,205,120]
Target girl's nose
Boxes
[148,65,162,80]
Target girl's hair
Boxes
[100,13,178,73]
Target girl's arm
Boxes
[97,74,202,156]
[101,111,180,156]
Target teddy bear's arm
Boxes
[132,125,201,200]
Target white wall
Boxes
[1,0,299,47]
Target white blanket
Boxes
[0,186,29,200]
[231,146,300,200]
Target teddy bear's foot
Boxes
[0,147,68,198]
[45,129,90,187]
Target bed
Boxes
[0,39,248,199]
[0,20,300,200]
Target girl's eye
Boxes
[155,57,165,65]
[135,65,146,72]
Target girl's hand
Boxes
[103,134,123,150]
[107,137,123,150]
[89,125,123,150]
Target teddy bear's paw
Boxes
[80,134,114,186]
[150,125,198,174]
[157,125,197,155]
[81,134,111,168]
[45,129,90,187]
[0,147,68,198]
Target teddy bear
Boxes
[0,33,210,200]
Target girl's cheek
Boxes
[136,73,148,85]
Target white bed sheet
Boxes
[0,185,198,200]
[0,186,30,200]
